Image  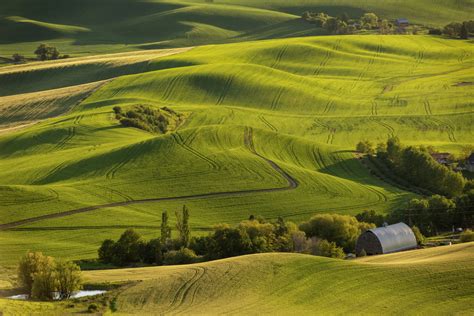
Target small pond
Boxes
[8,290,106,300]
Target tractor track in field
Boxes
[0,128,298,230]
[216,75,234,105]
[259,115,277,132]
[166,266,207,313]
[313,39,341,76]
[270,89,283,110]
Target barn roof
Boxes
[368,222,417,254]
[396,18,409,23]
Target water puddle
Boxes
[8,290,106,300]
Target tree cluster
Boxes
[443,20,473,39]
[460,229,474,243]
[17,252,82,301]
[299,213,375,252]
[99,207,191,266]
[372,137,466,197]
[97,210,384,267]
[391,191,474,235]
[301,11,395,35]
[113,105,177,134]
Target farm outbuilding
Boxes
[356,222,417,256]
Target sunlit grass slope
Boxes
[0,0,472,60]
[0,35,472,265]
[77,243,474,315]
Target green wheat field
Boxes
[0,0,473,314]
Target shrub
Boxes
[88,303,99,313]
[17,252,54,296]
[356,210,385,227]
[110,297,118,312]
[55,260,83,299]
[428,28,443,35]
[163,248,198,265]
[141,238,163,265]
[360,13,379,29]
[307,238,345,259]
[356,140,374,155]
[358,248,367,257]
[114,105,175,134]
[34,44,60,61]
[98,239,116,263]
[460,229,474,243]
[299,213,375,251]
[31,262,57,301]
[12,53,25,63]
[112,229,144,266]
[411,226,425,245]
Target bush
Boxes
[307,238,345,259]
[88,303,99,313]
[114,105,174,134]
[356,210,385,227]
[411,226,425,245]
[31,263,57,301]
[110,298,118,312]
[299,214,375,251]
[356,140,375,155]
[460,229,474,243]
[12,53,25,63]
[18,252,83,301]
[17,252,54,296]
[55,260,83,299]
[428,28,443,35]
[34,44,60,61]
[358,248,367,257]
[98,239,116,263]
[112,229,144,266]
[163,248,198,265]
[141,238,163,265]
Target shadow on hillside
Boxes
[318,154,404,194]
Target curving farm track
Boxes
[0,128,298,230]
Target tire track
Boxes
[172,132,220,170]
[52,115,83,151]
[216,76,234,105]
[162,75,181,101]
[326,128,336,145]
[0,128,299,230]
[166,267,206,313]
[259,115,277,132]
[313,39,341,76]
[105,143,143,180]
[271,45,288,68]
[270,89,283,110]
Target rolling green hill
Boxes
[0,0,472,60]
[2,243,472,315]
[0,35,472,266]
[85,242,474,315]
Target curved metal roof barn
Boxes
[356,222,417,255]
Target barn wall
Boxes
[356,231,383,255]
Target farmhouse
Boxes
[396,18,409,27]
[467,153,474,172]
[430,152,451,165]
[356,222,417,256]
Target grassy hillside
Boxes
[0,0,472,60]
[1,242,461,315]
[0,35,472,266]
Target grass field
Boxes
[0,34,472,268]
[1,243,472,315]
[0,0,473,61]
